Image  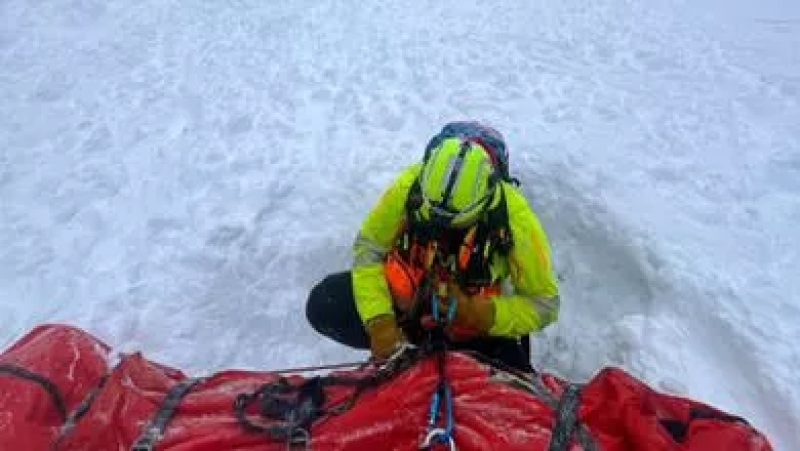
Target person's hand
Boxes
[364,314,408,360]
[445,283,495,336]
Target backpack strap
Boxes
[403,178,514,290]
[457,185,513,289]
[486,184,513,256]
[402,178,432,250]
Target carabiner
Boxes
[430,293,458,325]
[420,428,457,450]
[286,428,310,451]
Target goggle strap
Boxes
[437,140,471,213]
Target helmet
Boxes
[424,121,510,181]
[417,137,499,228]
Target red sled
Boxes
[0,324,772,450]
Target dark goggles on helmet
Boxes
[439,122,506,160]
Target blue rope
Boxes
[423,293,457,448]
[424,382,455,446]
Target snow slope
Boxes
[1,0,798,448]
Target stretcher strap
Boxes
[660,407,751,443]
[130,377,202,451]
[0,363,67,421]
[52,374,109,450]
[548,383,596,451]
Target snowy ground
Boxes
[1,0,798,448]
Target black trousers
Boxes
[306,271,532,372]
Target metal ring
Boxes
[286,428,310,451]
[420,428,456,450]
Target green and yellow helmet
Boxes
[417,137,499,228]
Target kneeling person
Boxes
[307,122,559,372]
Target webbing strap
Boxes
[548,384,592,451]
[130,377,202,451]
[574,425,598,451]
[660,407,751,443]
[490,371,596,451]
[0,363,67,421]
[52,374,109,450]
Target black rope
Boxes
[234,376,326,441]
[234,348,423,443]
[0,364,67,422]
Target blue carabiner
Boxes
[446,295,457,323]
[430,293,458,324]
[426,389,440,430]
[431,292,440,322]
[443,382,454,437]
[424,383,454,445]
[422,293,457,450]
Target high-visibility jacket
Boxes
[352,164,559,338]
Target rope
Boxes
[271,360,370,375]
[420,293,457,450]
[234,349,422,446]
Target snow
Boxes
[1,0,798,448]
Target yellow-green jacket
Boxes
[352,164,559,338]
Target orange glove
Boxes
[364,315,408,360]
[445,284,496,336]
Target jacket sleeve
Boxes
[352,165,422,324]
[488,184,560,338]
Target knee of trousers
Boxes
[306,272,355,331]
[306,278,331,331]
